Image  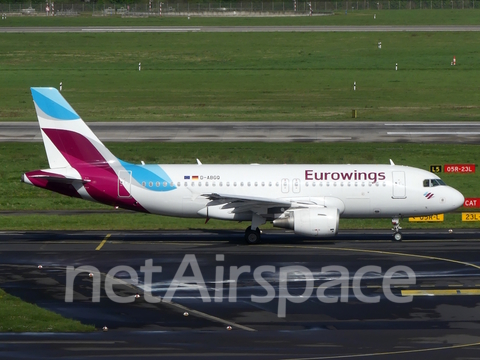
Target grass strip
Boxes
[1,31,479,121]
[2,10,480,26]
[0,288,95,332]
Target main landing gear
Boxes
[244,226,261,244]
[244,213,266,245]
[392,217,402,241]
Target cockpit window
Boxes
[423,179,446,187]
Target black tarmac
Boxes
[1,230,480,359]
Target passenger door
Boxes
[392,171,406,199]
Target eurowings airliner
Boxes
[22,87,465,244]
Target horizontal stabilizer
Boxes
[28,174,90,184]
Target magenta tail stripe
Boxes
[41,128,148,213]
[43,128,107,166]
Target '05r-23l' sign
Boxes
[430,164,476,173]
[444,164,476,173]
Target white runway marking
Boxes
[385,123,480,126]
[82,27,201,33]
[387,132,480,135]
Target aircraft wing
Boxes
[202,193,294,214]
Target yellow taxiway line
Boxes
[95,234,111,251]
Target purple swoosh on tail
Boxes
[42,128,148,213]
[42,128,108,166]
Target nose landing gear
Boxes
[392,217,402,241]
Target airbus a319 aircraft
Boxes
[22,87,465,244]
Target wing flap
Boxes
[201,192,292,215]
[202,193,291,207]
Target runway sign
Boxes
[409,214,444,222]
[462,213,480,221]
[429,165,442,173]
[444,164,475,173]
[464,198,480,207]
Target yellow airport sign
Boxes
[462,212,480,221]
[402,289,480,296]
[409,214,444,222]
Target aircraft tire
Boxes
[393,232,403,241]
[245,226,261,245]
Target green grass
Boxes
[0,288,95,332]
[1,141,479,231]
[1,31,479,121]
[1,9,480,26]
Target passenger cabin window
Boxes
[423,179,446,187]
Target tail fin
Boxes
[31,87,117,169]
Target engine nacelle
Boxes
[273,207,339,237]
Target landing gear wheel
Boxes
[391,217,403,242]
[244,226,261,245]
[393,232,403,242]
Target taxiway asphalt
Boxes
[2,121,480,143]
[1,230,480,359]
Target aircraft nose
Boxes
[449,187,465,210]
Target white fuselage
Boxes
[126,164,463,220]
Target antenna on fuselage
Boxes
[196,159,202,165]
[389,159,395,165]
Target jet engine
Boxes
[273,207,339,237]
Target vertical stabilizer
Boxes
[30,87,117,169]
